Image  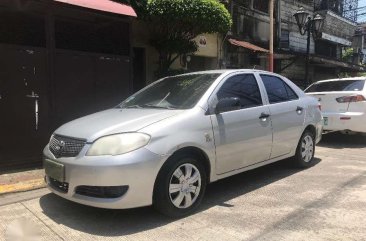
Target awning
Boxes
[310,56,366,71]
[228,39,269,53]
[320,32,352,46]
[54,0,137,17]
[259,50,366,72]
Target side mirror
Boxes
[215,97,241,114]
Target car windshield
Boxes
[118,73,220,109]
[305,80,365,92]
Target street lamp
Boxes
[294,8,324,86]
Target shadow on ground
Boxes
[318,132,366,149]
[39,157,321,237]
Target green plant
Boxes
[338,72,351,78]
[114,0,148,16]
[341,47,354,62]
[146,0,232,77]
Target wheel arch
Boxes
[164,146,210,181]
[153,146,211,199]
[152,146,211,216]
[303,124,316,137]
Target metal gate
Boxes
[0,45,49,169]
[0,1,133,169]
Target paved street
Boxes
[1,133,365,241]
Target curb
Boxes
[0,179,46,195]
[0,169,46,196]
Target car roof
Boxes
[314,77,366,83]
[172,69,277,76]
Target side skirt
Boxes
[210,153,295,182]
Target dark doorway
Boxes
[53,14,132,127]
[53,51,131,127]
[188,56,206,72]
[133,47,146,92]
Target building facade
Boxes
[222,0,365,88]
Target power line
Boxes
[344,5,366,11]
[343,0,359,22]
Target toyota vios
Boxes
[43,70,322,217]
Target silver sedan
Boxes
[43,70,323,217]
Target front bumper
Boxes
[43,144,167,209]
[322,112,366,133]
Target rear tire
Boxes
[293,130,315,168]
[153,153,207,218]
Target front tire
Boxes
[153,153,207,217]
[293,130,315,168]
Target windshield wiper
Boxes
[142,104,176,109]
[120,104,143,109]
[118,104,177,109]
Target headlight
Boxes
[86,133,150,156]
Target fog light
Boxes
[75,185,129,198]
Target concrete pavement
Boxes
[0,133,365,241]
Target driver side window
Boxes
[217,74,263,109]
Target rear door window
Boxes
[260,75,299,104]
[305,80,365,92]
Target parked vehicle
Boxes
[43,70,322,217]
[305,77,366,134]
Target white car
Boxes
[43,70,322,217]
[305,77,366,134]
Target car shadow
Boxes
[39,157,321,236]
[318,132,366,149]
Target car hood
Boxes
[54,108,184,142]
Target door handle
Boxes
[296,106,304,113]
[259,113,270,120]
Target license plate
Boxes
[44,158,65,182]
[323,117,328,126]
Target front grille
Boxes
[49,134,86,158]
[75,185,129,198]
[48,176,69,193]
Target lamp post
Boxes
[293,8,324,87]
[218,31,232,69]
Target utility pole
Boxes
[269,0,274,72]
[305,17,311,87]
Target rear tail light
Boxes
[335,95,366,103]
